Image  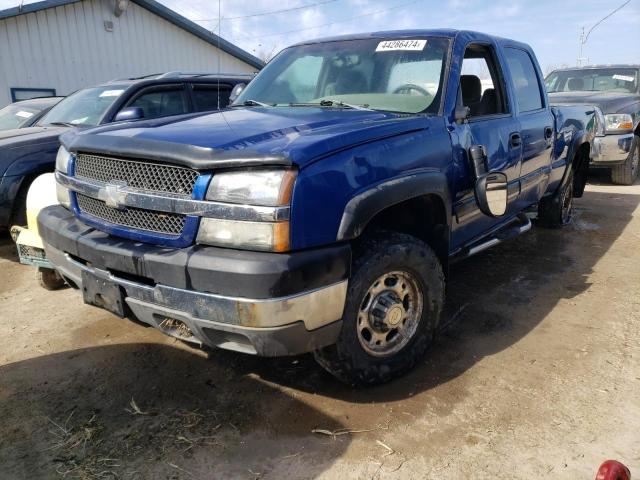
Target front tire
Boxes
[611,135,639,185]
[314,232,445,386]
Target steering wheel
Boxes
[392,84,430,96]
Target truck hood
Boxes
[65,107,433,170]
[0,125,69,148]
[548,91,639,114]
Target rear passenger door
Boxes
[123,84,190,120]
[503,47,555,207]
[190,84,232,112]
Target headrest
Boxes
[461,75,482,104]
[568,78,584,91]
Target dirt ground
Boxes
[1,172,639,480]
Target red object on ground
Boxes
[596,461,631,480]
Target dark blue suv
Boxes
[40,31,596,385]
[0,72,253,228]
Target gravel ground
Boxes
[0,174,638,479]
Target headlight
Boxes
[197,218,290,252]
[197,169,296,252]
[55,146,72,209]
[55,145,71,174]
[206,169,296,206]
[605,114,633,133]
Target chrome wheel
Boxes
[357,270,423,357]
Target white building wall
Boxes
[0,0,257,107]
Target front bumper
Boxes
[591,133,635,165]
[39,205,350,356]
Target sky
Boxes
[1,0,639,73]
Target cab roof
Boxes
[290,29,526,49]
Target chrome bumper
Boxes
[45,242,347,356]
[592,133,635,164]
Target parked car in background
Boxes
[41,30,596,385]
[0,72,254,229]
[0,97,62,131]
[546,65,640,184]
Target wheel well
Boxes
[572,142,590,198]
[359,194,449,269]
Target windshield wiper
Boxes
[232,99,275,107]
[286,100,373,111]
[319,99,372,111]
[46,121,77,127]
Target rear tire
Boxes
[611,135,639,185]
[538,171,574,228]
[314,232,445,386]
[37,267,66,291]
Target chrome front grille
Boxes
[75,154,198,196]
[77,194,186,235]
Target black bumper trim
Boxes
[38,205,351,299]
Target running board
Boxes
[462,213,532,258]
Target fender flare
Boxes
[336,170,451,241]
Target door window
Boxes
[459,45,508,118]
[126,86,188,119]
[504,48,544,112]
[192,85,232,112]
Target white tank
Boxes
[25,173,59,234]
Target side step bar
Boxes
[463,213,532,258]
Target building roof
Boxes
[0,0,264,70]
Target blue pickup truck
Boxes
[39,30,596,385]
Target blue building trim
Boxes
[0,0,264,71]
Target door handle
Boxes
[544,126,554,140]
[509,132,521,149]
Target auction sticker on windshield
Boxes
[99,89,124,98]
[376,39,427,52]
[612,74,635,82]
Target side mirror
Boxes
[455,106,470,124]
[475,172,508,217]
[469,145,488,178]
[114,107,144,122]
[229,83,246,104]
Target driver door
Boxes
[450,43,522,249]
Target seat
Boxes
[460,75,482,114]
[325,69,368,96]
[568,78,584,91]
[477,88,497,115]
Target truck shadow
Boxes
[0,343,350,479]
[205,189,639,403]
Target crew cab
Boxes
[39,30,596,385]
[0,72,254,228]
[546,65,640,184]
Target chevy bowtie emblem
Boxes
[103,181,128,210]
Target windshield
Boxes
[38,86,126,127]
[235,37,450,114]
[545,68,639,93]
[0,103,43,130]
